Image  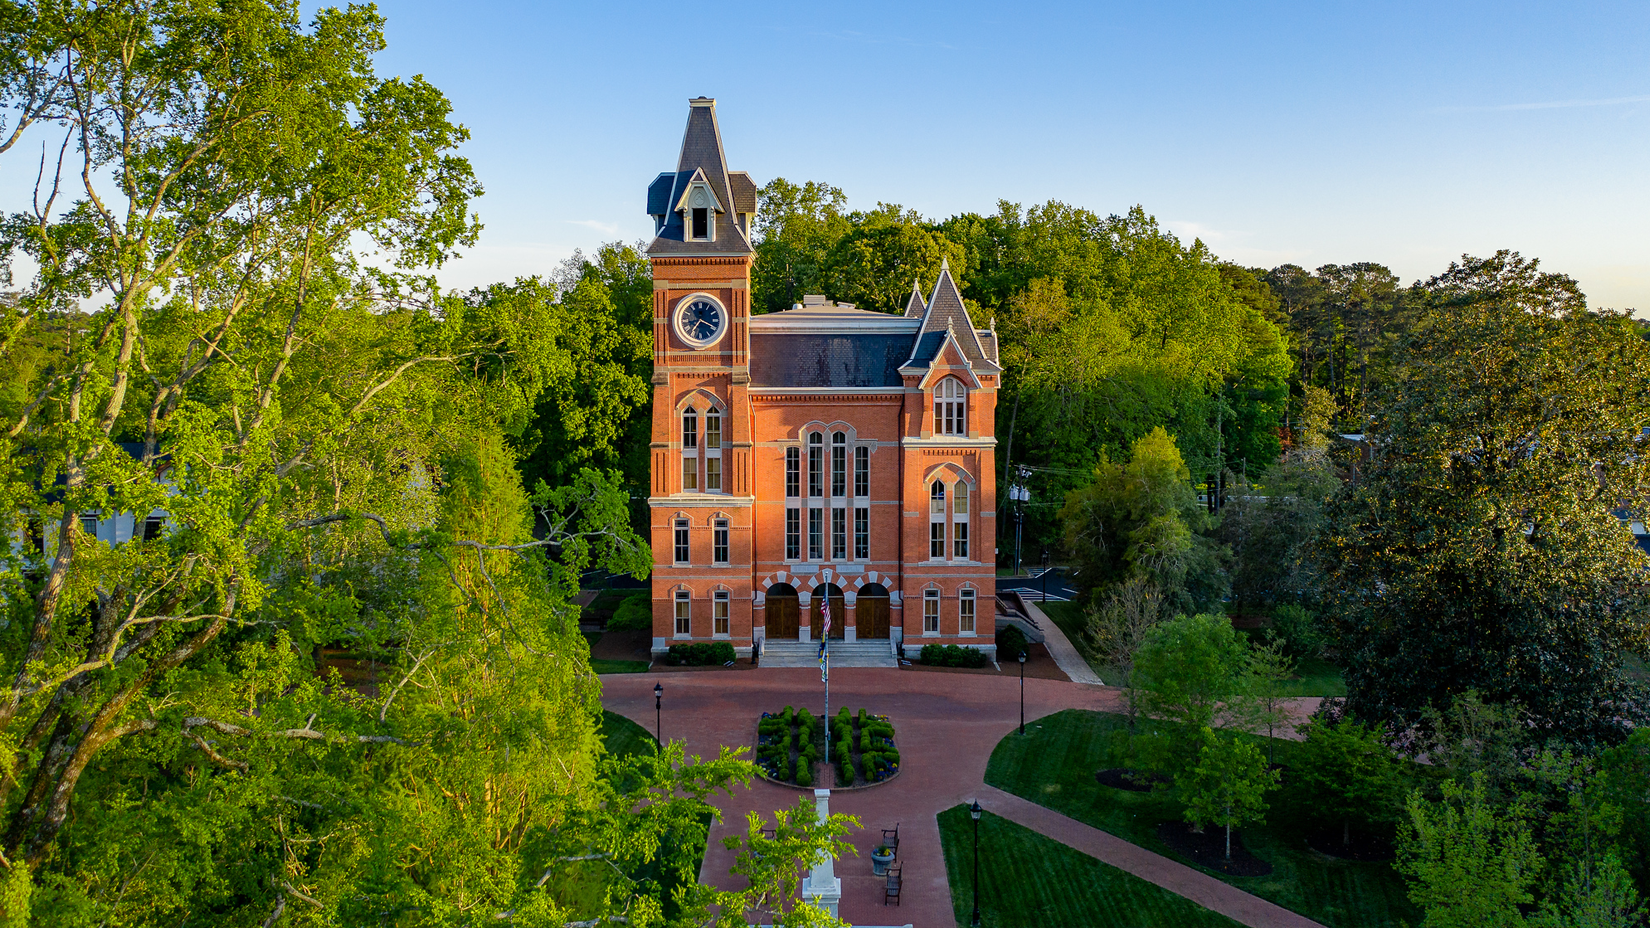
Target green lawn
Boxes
[985,710,1418,928]
[1278,657,1347,697]
[600,708,656,758]
[592,659,650,674]
[937,805,1243,928]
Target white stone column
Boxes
[800,788,841,918]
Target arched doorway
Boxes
[857,583,891,639]
[810,582,847,639]
[765,583,800,640]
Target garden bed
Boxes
[828,707,900,787]
[754,707,824,787]
[1157,821,1273,877]
[1095,767,1169,792]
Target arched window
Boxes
[953,480,970,560]
[808,432,823,497]
[933,378,966,436]
[682,407,698,448]
[930,480,946,514]
[831,431,847,497]
[929,481,946,559]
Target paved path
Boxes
[1018,597,1105,686]
[600,669,1324,928]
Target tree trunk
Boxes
[1343,818,1350,848]
[1225,822,1232,861]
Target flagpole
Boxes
[821,596,831,769]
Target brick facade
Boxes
[645,99,999,659]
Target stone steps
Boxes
[760,639,898,668]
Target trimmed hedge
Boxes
[919,643,990,668]
[663,642,736,666]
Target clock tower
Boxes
[644,97,762,656]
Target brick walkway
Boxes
[600,669,1324,928]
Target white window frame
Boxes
[674,591,692,637]
[713,518,729,565]
[960,588,976,635]
[713,590,730,637]
[785,507,801,560]
[923,589,940,635]
[673,518,690,565]
[853,507,869,562]
[933,377,966,435]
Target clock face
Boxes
[676,297,725,346]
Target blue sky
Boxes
[14,2,1650,310]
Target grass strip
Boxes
[937,805,1243,927]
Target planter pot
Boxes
[871,851,895,875]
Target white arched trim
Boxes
[674,387,725,414]
[921,461,977,488]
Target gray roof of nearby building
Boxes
[748,333,914,387]
[646,99,753,256]
[903,279,927,318]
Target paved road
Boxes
[600,668,1324,928]
[995,567,1077,603]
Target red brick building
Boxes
[646,98,999,662]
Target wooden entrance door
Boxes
[811,583,847,639]
[857,593,890,639]
[765,586,800,640]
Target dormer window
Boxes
[692,207,708,239]
[682,183,717,242]
[934,377,966,436]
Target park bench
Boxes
[883,863,901,906]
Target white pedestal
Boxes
[801,788,842,919]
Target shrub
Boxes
[857,708,868,725]
[608,591,652,631]
[664,642,736,666]
[919,643,989,668]
[795,757,813,786]
[839,754,856,786]
[997,624,1028,659]
[1269,604,1324,660]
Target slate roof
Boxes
[903,279,926,317]
[748,334,913,388]
[646,98,753,256]
[904,260,998,371]
[729,171,758,215]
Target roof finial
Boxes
[939,257,950,273]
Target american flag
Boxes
[821,597,832,639]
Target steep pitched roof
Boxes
[904,260,997,371]
[903,279,927,318]
[728,171,758,214]
[646,98,753,256]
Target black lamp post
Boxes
[969,799,983,927]
[1018,650,1027,735]
[653,683,663,750]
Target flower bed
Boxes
[828,707,900,787]
[755,706,822,786]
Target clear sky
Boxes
[16,2,1650,311]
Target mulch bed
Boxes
[1156,821,1274,876]
[1306,826,1395,861]
[1095,768,1169,792]
[899,643,1069,680]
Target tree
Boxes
[1398,774,1542,928]
[1083,576,1163,725]
[1060,427,1222,614]
[1531,854,1647,928]
[1295,718,1404,848]
[818,207,965,313]
[750,178,850,314]
[1133,613,1249,772]
[1180,728,1278,860]
[1317,251,1650,744]
[1235,638,1296,764]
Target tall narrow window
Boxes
[930,481,946,515]
[960,589,976,634]
[808,508,823,561]
[674,519,690,564]
[713,518,729,564]
[854,446,869,496]
[930,522,944,559]
[785,447,800,498]
[713,591,730,636]
[808,433,823,497]
[831,508,846,560]
[953,480,969,560]
[675,591,691,636]
[692,207,708,239]
[854,507,869,561]
[924,590,940,634]
[831,432,846,497]
[682,408,698,448]
[682,457,698,491]
[705,409,722,491]
[933,378,966,435]
[929,480,946,559]
[786,508,801,560]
